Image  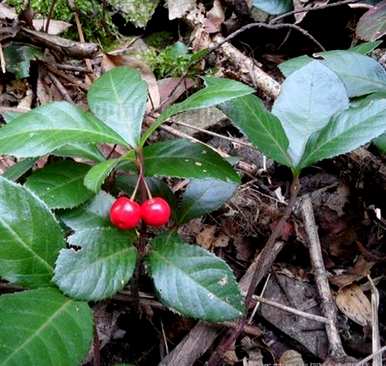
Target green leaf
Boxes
[3,42,42,79]
[350,40,382,54]
[219,94,292,167]
[321,51,386,97]
[25,161,94,209]
[141,77,254,144]
[373,133,386,153]
[88,67,148,147]
[2,158,38,181]
[61,191,114,231]
[272,60,349,165]
[278,55,313,78]
[0,101,127,158]
[252,0,293,15]
[298,98,386,170]
[0,288,93,366]
[53,143,105,162]
[54,233,137,301]
[142,139,240,183]
[356,2,386,41]
[176,179,237,224]
[84,158,121,193]
[147,232,244,321]
[0,177,65,288]
[279,44,382,78]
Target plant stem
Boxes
[207,175,300,366]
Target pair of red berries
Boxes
[110,196,171,230]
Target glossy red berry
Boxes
[110,197,141,230]
[141,197,171,227]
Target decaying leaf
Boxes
[32,19,72,35]
[279,350,304,366]
[168,0,196,20]
[204,0,225,34]
[336,284,372,326]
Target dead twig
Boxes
[270,0,361,24]
[368,275,381,366]
[44,0,58,33]
[249,294,329,324]
[356,346,386,366]
[20,27,98,59]
[0,43,6,73]
[48,72,73,103]
[300,195,351,362]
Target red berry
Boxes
[141,197,171,227]
[110,197,141,230]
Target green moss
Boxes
[6,0,118,46]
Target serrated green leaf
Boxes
[142,139,240,183]
[298,98,386,170]
[321,51,386,97]
[0,177,65,287]
[147,232,244,321]
[0,288,93,366]
[279,44,382,78]
[0,101,127,158]
[272,61,349,165]
[2,158,38,181]
[25,161,94,209]
[219,94,292,167]
[61,191,114,231]
[84,158,121,193]
[141,77,254,144]
[176,178,237,224]
[53,143,105,162]
[88,67,148,147]
[252,0,292,15]
[54,233,137,301]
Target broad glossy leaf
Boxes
[278,44,382,78]
[2,158,37,181]
[54,232,137,301]
[53,143,105,162]
[357,1,386,41]
[176,178,237,224]
[272,61,349,165]
[141,77,254,143]
[84,158,121,193]
[374,133,386,153]
[252,0,292,15]
[61,191,114,231]
[147,232,244,321]
[0,177,65,287]
[142,139,240,183]
[321,51,386,97]
[298,98,386,170]
[0,101,127,158]
[88,67,148,147]
[0,288,93,366]
[219,94,292,167]
[25,160,94,209]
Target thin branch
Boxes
[209,22,326,53]
[0,43,6,74]
[270,0,361,24]
[300,195,349,361]
[250,294,329,324]
[44,0,58,33]
[356,346,386,366]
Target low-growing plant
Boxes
[0,67,253,365]
[2,44,386,365]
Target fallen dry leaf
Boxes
[33,19,72,35]
[204,0,224,34]
[336,284,372,326]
